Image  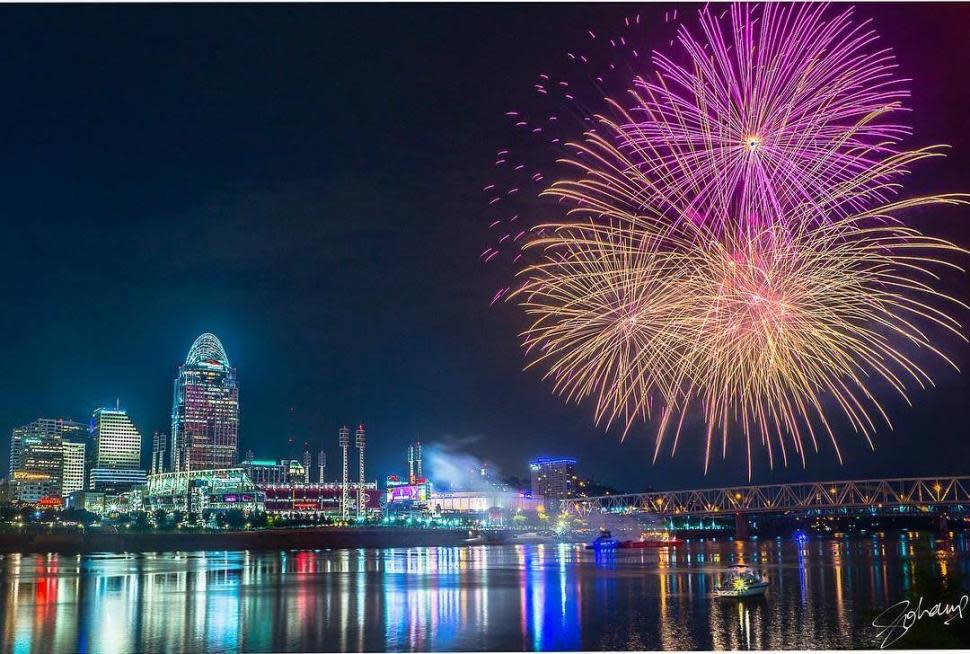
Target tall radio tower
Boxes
[356,424,366,517]
[338,426,350,518]
[317,450,326,483]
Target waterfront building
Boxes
[429,490,544,514]
[65,490,106,513]
[145,468,264,514]
[16,436,63,503]
[88,468,147,493]
[9,418,87,477]
[61,439,86,496]
[261,481,379,516]
[170,333,239,471]
[89,407,145,493]
[530,456,578,511]
[240,457,289,485]
[386,474,433,510]
[386,442,432,513]
[9,418,88,503]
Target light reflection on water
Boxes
[1,534,968,652]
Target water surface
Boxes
[2,533,968,651]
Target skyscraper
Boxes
[9,418,88,502]
[17,435,63,503]
[61,440,86,496]
[89,407,146,493]
[170,333,239,471]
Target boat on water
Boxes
[586,529,682,550]
[713,564,770,598]
[585,529,622,550]
[622,530,684,549]
[512,531,557,544]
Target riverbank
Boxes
[0,526,510,554]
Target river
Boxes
[2,532,968,651]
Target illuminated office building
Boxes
[9,418,88,502]
[89,407,145,493]
[170,333,239,471]
[529,456,578,511]
[61,439,86,496]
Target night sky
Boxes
[2,3,969,491]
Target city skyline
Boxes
[1,4,969,491]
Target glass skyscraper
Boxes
[171,333,239,471]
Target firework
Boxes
[625,2,926,229]
[495,2,967,475]
[514,198,967,476]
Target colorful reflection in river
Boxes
[1,533,969,652]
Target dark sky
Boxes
[1,3,969,491]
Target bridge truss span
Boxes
[560,476,970,519]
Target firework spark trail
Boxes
[625,2,917,229]
[513,197,968,477]
[489,2,968,476]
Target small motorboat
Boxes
[714,564,769,598]
[585,528,621,550]
[463,529,485,544]
[621,530,684,548]
[512,531,557,544]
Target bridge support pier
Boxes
[734,512,750,540]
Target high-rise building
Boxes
[89,407,145,493]
[17,436,63,503]
[170,333,239,471]
[9,418,88,503]
[150,431,167,476]
[61,440,86,496]
[9,418,86,478]
[529,457,578,511]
